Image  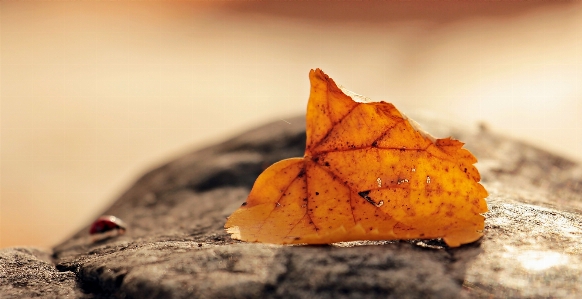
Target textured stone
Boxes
[4,114,582,298]
[0,247,81,298]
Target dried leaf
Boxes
[225,69,488,247]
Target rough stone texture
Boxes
[2,114,582,298]
[0,247,81,298]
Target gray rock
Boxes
[4,114,582,298]
[0,247,81,298]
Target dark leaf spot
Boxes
[358,190,378,206]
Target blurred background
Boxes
[1,1,581,249]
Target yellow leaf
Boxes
[225,69,488,247]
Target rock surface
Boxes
[2,114,582,298]
[0,247,81,298]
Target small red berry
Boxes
[89,215,127,235]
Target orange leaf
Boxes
[225,69,488,247]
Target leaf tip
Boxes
[309,68,343,94]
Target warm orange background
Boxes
[1,1,581,249]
